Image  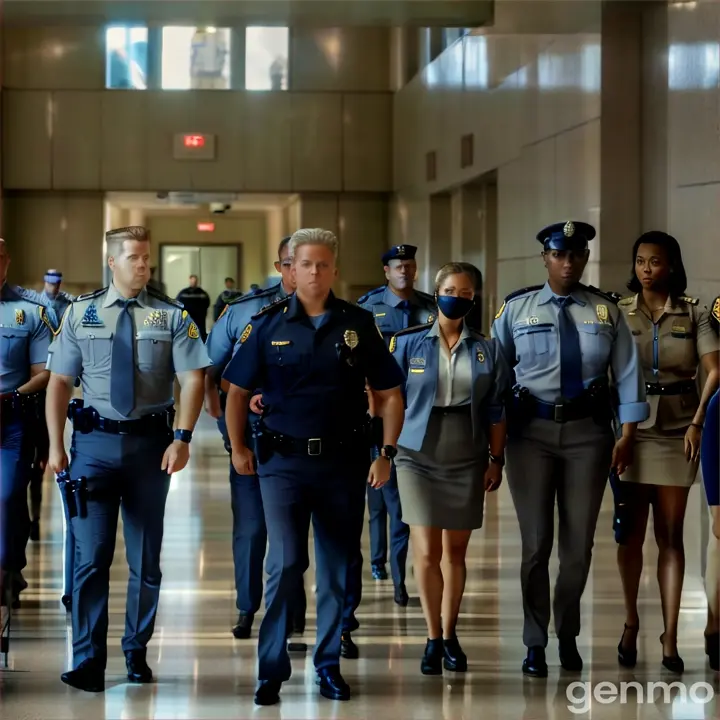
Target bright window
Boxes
[162,27,231,90]
[245,27,289,90]
[106,26,148,89]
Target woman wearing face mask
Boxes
[389,262,509,676]
[615,232,719,673]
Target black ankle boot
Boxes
[421,638,443,675]
[443,635,468,672]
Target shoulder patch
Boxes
[585,285,621,305]
[239,323,252,343]
[357,286,386,305]
[74,287,107,303]
[505,285,543,304]
[251,295,291,320]
[38,306,54,332]
[711,297,720,325]
[678,295,699,306]
[617,296,634,307]
[146,285,183,308]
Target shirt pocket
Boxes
[78,329,113,369]
[136,330,173,372]
[268,345,305,392]
[577,323,614,364]
[0,327,29,366]
[512,323,556,371]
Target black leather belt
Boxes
[68,399,174,436]
[530,396,596,423]
[645,380,696,396]
[267,427,367,456]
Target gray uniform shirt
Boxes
[47,283,211,420]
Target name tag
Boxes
[374,312,386,318]
[271,340,291,346]
[410,368,425,374]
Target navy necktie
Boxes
[111,299,136,416]
[397,300,410,328]
[554,296,584,400]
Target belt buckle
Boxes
[553,404,565,423]
[307,438,322,456]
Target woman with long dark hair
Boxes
[616,231,719,673]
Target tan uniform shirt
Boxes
[618,294,719,431]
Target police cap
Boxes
[382,244,418,266]
[44,268,63,284]
[536,221,595,252]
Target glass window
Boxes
[106,26,148,89]
[245,27,289,90]
[162,27,231,90]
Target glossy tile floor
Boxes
[2,416,717,719]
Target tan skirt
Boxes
[621,427,699,487]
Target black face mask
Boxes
[436,295,474,320]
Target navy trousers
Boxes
[69,429,172,667]
[366,451,409,587]
[257,448,368,681]
[0,414,33,572]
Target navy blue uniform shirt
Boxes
[222,292,404,438]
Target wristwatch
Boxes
[174,429,193,444]
[489,452,505,467]
[380,445,398,460]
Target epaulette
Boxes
[585,284,621,305]
[388,322,432,353]
[357,286,385,304]
[14,286,45,306]
[251,295,291,320]
[678,295,699,306]
[505,285,543,303]
[228,286,276,306]
[74,287,107,302]
[147,285,183,307]
[617,296,634,307]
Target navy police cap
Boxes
[536,221,595,251]
[382,244,417,266]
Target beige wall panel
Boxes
[299,193,339,237]
[64,194,105,285]
[342,93,392,192]
[337,195,388,285]
[290,28,390,92]
[101,92,148,189]
[241,93,292,192]
[2,90,52,189]
[145,92,193,190]
[3,27,105,90]
[52,91,101,189]
[189,92,244,191]
[291,94,342,191]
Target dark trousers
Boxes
[0,415,32,572]
[366,451,409,587]
[505,417,614,648]
[257,450,368,681]
[60,481,75,598]
[343,484,364,633]
[69,430,172,667]
[28,415,49,522]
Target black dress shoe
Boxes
[61,658,105,692]
[421,638,444,675]
[522,647,548,678]
[340,631,359,659]
[125,650,153,683]
[61,595,72,612]
[617,624,638,668]
[255,679,282,706]
[443,636,468,672]
[705,632,719,672]
[559,638,583,672]
[394,584,409,607]
[317,666,350,701]
[232,612,253,639]
[371,564,388,581]
[29,520,40,542]
[660,633,684,674]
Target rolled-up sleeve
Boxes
[46,305,82,377]
[612,309,649,424]
[172,310,212,372]
[487,339,510,424]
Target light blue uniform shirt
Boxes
[16,287,73,331]
[47,283,211,420]
[206,282,289,373]
[0,284,52,393]
[490,282,649,425]
[391,320,510,452]
[357,285,436,345]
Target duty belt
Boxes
[68,399,174,436]
[0,391,43,418]
[263,427,368,457]
[514,382,611,424]
[645,380,696,396]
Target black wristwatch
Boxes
[380,445,398,460]
[489,452,505,467]
[174,429,193,444]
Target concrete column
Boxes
[428,193,452,278]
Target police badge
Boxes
[344,330,359,349]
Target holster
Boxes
[608,469,630,545]
[252,418,273,465]
[56,472,88,520]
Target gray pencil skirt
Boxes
[395,407,487,531]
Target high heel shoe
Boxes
[660,633,684,674]
[705,632,719,672]
[617,624,638,668]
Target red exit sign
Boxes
[173,133,215,160]
[197,222,215,232]
[184,134,206,148]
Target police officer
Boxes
[176,274,211,340]
[213,277,242,321]
[46,226,210,692]
[491,221,648,677]
[223,228,405,706]
[204,236,306,641]
[0,238,51,652]
[357,244,435,608]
